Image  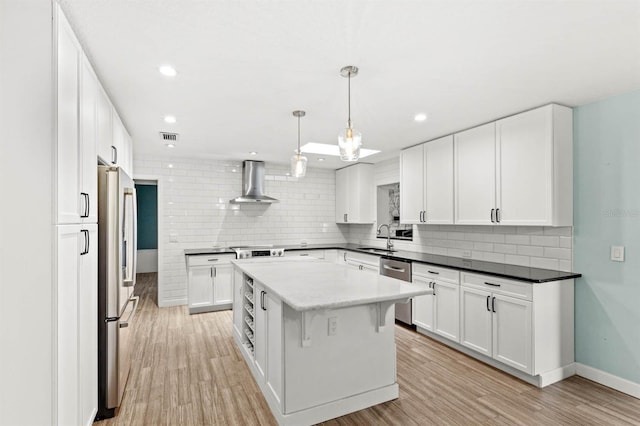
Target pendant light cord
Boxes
[347,73,352,129]
[297,115,301,155]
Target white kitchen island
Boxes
[231,258,431,425]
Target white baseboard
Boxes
[158,297,187,308]
[575,363,640,399]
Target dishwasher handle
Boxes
[382,264,406,273]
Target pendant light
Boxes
[291,110,307,178]
[338,65,362,161]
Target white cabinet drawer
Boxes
[188,254,235,267]
[345,251,379,267]
[284,250,324,259]
[461,273,532,301]
[413,264,459,283]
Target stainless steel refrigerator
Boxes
[97,165,139,419]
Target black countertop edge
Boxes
[282,243,582,283]
[184,248,236,255]
[183,244,581,283]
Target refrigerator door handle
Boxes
[119,296,140,328]
[122,187,138,287]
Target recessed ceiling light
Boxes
[166,144,175,149]
[249,151,257,155]
[300,142,380,158]
[159,65,177,77]
[414,113,428,122]
[318,158,325,162]
[285,172,291,176]
[164,115,176,123]
[231,168,237,173]
[168,164,174,168]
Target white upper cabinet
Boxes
[335,163,374,224]
[454,122,497,225]
[399,144,424,224]
[79,56,98,223]
[496,104,572,226]
[401,136,455,225]
[424,135,454,224]
[453,104,573,226]
[96,85,113,165]
[56,10,81,224]
[112,111,125,168]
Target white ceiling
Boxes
[59,0,640,170]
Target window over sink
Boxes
[377,183,413,241]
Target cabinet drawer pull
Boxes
[427,270,439,275]
[484,281,501,287]
[80,193,89,218]
[382,264,405,273]
[208,258,219,262]
[300,253,309,256]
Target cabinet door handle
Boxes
[432,282,436,296]
[80,230,89,255]
[260,291,266,311]
[210,267,213,277]
[492,296,496,313]
[86,193,90,217]
[496,208,501,223]
[490,208,496,223]
[111,145,117,164]
[343,252,347,262]
[486,295,491,312]
[213,267,217,277]
[80,193,89,218]
[484,281,501,287]
[345,213,348,222]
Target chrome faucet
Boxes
[377,223,394,251]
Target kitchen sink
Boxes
[356,247,397,254]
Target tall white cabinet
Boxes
[55,6,99,425]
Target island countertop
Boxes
[232,258,431,311]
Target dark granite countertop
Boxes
[184,247,236,256]
[283,243,581,283]
[185,243,581,283]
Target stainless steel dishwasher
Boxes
[379,257,413,325]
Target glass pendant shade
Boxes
[338,126,362,161]
[291,152,307,177]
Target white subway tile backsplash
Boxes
[135,157,346,306]
[531,235,560,247]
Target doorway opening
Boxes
[135,179,158,305]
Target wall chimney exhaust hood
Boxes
[230,161,279,204]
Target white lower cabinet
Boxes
[412,265,460,342]
[460,279,533,374]
[414,268,573,386]
[235,276,283,410]
[344,251,379,272]
[186,254,235,314]
[56,224,97,426]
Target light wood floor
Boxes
[96,273,640,425]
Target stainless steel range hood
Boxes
[229,160,279,204]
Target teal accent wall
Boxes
[136,184,157,250]
[574,89,640,384]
